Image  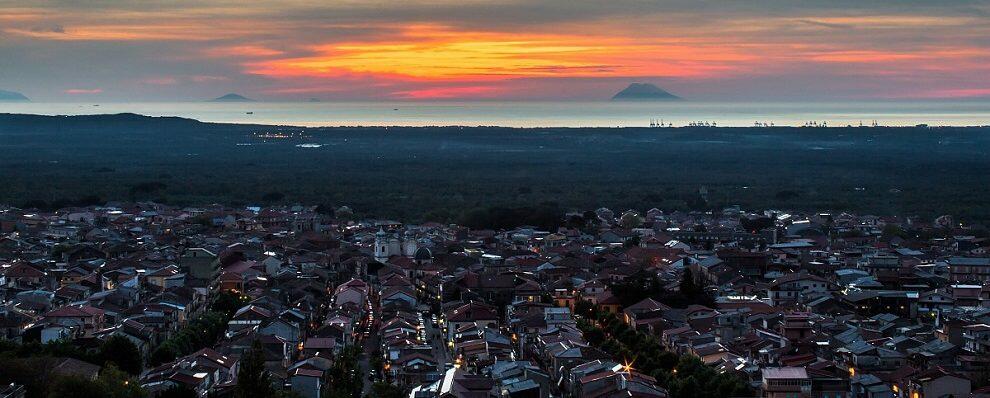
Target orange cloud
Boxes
[206,45,284,58]
[247,24,753,82]
[392,85,503,99]
[5,3,989,100]
[810,50,921,63]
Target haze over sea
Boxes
[2,101,990,128]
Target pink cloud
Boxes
[391,85,503,100]
[141,77,179,85]
[895,87,990,99]
[190,75,230,83]
[64,88,103,94]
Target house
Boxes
[594,291,622,315]
[392,352,438,386]
[436,367,495,397]
[300,337,337,357]
[949,284,982,307]
[490,361,551,398]
[623,298,670,330]
[768,273,832,307]
[140,348,234,396]
[761,367,810,398]
[2,263,47,288]
[917,290,954,313]
[42,305,105,337]
[850,374,893,398]
[445,302,499,341]
[333,278,369,308]
[963,324,990,354]
[226,305,273,337]
[146,265,182,290]
[179,248,218,280]
[947,257,990,283]
[577,368,667,398]
[717,249,770,278]
[290,367,324,398]
[905,367,971,398]
[258,318,302,347]
[381,286,418,309]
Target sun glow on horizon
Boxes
[2,2,989,101]
[245,24,751,84]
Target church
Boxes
[374,228,432,265]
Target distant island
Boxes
[210,93,255,102]
[0,89,30,102]
[611,83,681,101]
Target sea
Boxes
[2,100,989,128]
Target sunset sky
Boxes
[2,0,989,101]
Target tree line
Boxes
[576,310,751,398]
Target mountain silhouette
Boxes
[0,90,30,101]
[210,93,255,102]
[611,83,681,101]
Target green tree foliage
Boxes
[680,269,699,297]
[47,376,106,398]
[607,274,715,309]
[882,224,908,240]
[129,181,168,201]
[459,203,564,231]
[235,340,274,398]
[335,206,354,222]
[212,291,249,317]
[739,216,774,232]
[577,313,750,398]
[619,211,644,229]
[149,292,246,366]
[48,364,146,398]
[774,190,800,201]
[158,385,198,398]
[565,213,586,229]
[261,191,286,204]
[574,300,596,318]
[149,311,229,366]
[623,236,641,248]
[322,346,364,398]
[4,118,990,224]
[100,335,143,375]
[0,341,105,397]
[370,382,406,398]
[0,339,98,363]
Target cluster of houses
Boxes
[2,203,990,398]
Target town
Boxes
[1,202,989,398]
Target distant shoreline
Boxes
[2,112,989,129]
[3,99,990,128]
